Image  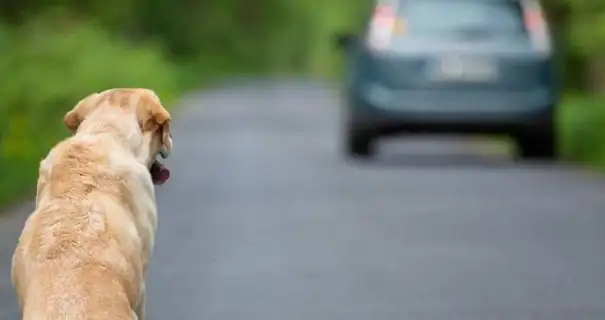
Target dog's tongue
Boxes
[151,161,170,185]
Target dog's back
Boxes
[13,134,146,319]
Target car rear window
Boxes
[397,0,526,35]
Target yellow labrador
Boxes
[11,88,173,319]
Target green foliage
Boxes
[543,1,605,90]
[0,14,180,206]
[559,2,605,56]
[559,95,605,166]
[0,0,372,79]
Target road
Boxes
[1,79,605,319]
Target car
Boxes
[333,0,559,160]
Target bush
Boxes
[559,95,605,167]
[0,15,181,207]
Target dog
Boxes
[11,88,173,319]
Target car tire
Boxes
[515,122,557,160]
[344,128,375,159]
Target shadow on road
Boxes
[344,137,564,170]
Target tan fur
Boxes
[11,88,173,320]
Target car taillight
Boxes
[521,0,552,55]
[366,4,397,51]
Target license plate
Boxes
[429,56,498,82]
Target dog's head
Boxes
[64,88,173,184]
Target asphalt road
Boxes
[2,79,605,319]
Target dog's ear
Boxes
[137,92,172,158]
[64,93,100,133]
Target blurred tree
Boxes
[544,0,605,92]
[0,0,602,90]
[0,0,367,78]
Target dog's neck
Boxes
[75,111,150,166]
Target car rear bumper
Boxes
[348,85,557,134]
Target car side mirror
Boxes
[333,33,357,50]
